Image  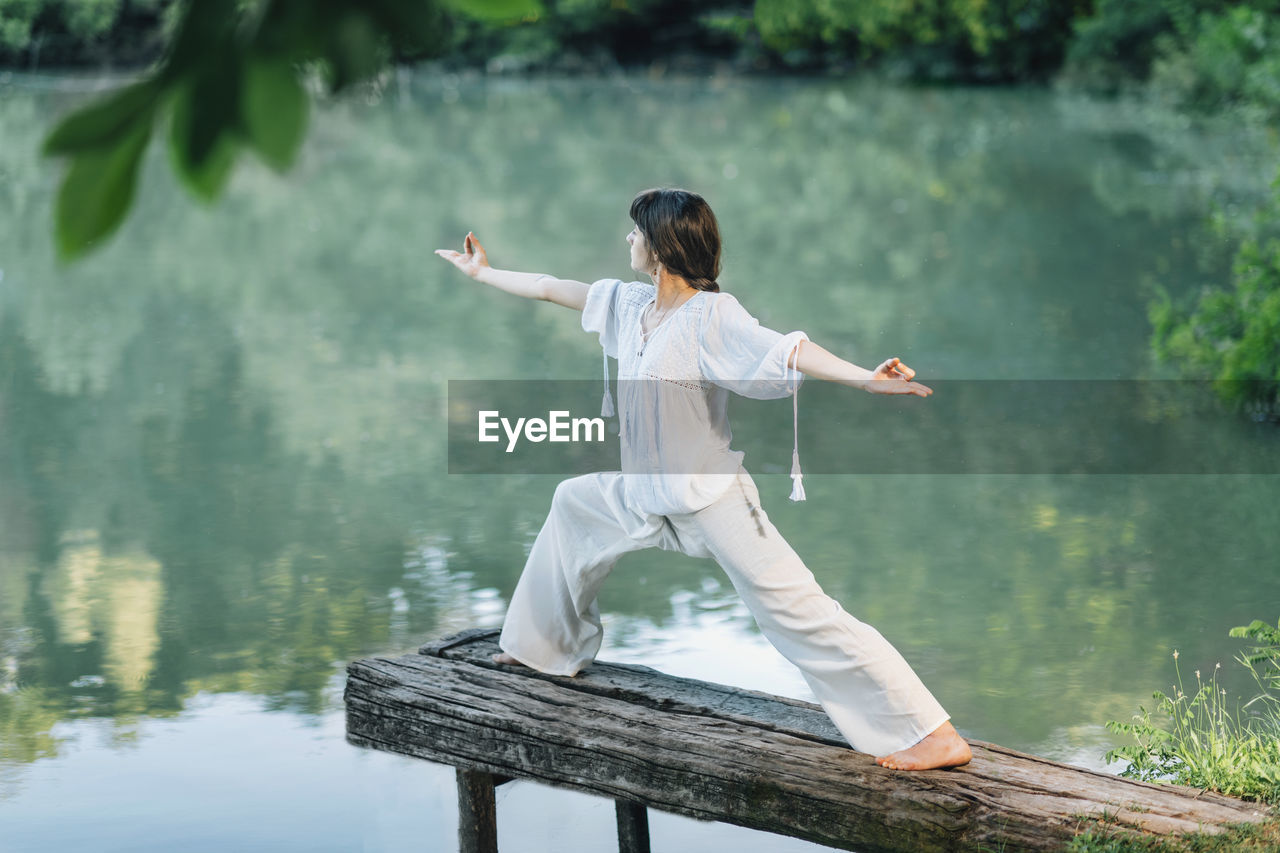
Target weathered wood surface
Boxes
[346,628,1270,853]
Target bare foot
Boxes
[876,721,972,771]
[491,652,525,666]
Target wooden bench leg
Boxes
[615,799,650,853]
[457,768,499,853]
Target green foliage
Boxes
[1149,169,1280,419]
[441,0,744,72]
[1151,5,1280,116]
[0,0,133,58]
[1068,818,1280,852]
[1066,0,1280,117]
[1230,618,1280,690]
[1066,0,1186,83]
[752,0,1088,79]
[40,0,539,260]
[0,0,41,52]
[441,0,539,23]
[42,78,163,155]
[699,10,755,42]
[40,74,166,253]
[1104,622,1280,805]
[167,72,239,200]
[61,0,124,41]
[241,57,309,172]
[54,117,151,255]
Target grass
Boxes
[1071,617,1280,851]
[1067,816,1280,853]
[1104,621,1280,805]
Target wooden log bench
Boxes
[344,628,1270,853]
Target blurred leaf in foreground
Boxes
[42,0,541,261]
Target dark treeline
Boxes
[2,1,1278,107]
[0,0,175,69]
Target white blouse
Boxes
[581,277,810,516]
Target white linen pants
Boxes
[498,467,951,756]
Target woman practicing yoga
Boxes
[434,188,971,771]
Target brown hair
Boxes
[629,188,722,292]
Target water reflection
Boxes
[1,70,1277,849]
[600,579,816,700]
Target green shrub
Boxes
[1231,618,1280,691]
[1104,620,1280,805]
[0,0,41,53]
[440,0,747,70]
[1066,0,1280,115]
[1149,169,1280,420]
[0,0,171,64]
[1150,5,1280,115]
[1066,0,1187,84]
[61,0,124,42]
[751,0,1085,80]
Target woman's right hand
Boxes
[434,232,490,280]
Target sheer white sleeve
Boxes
[580,277,626,359]
[698,293,808,400]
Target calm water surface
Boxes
[1,69,1277,852]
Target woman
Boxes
[435,188,971,772]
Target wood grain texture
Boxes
[343,629,1270,853]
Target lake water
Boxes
[1,68,1277,852]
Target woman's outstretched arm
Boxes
[789,341,933,397]
[434,232,591,311]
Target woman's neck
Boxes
[650,268,696,309]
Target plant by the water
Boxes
[1104,617,1280,805]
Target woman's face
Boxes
[627,225,657,276]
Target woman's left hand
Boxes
[867,358,932,397]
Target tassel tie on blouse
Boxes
[788,353,805,502]
[600,350,615,418]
